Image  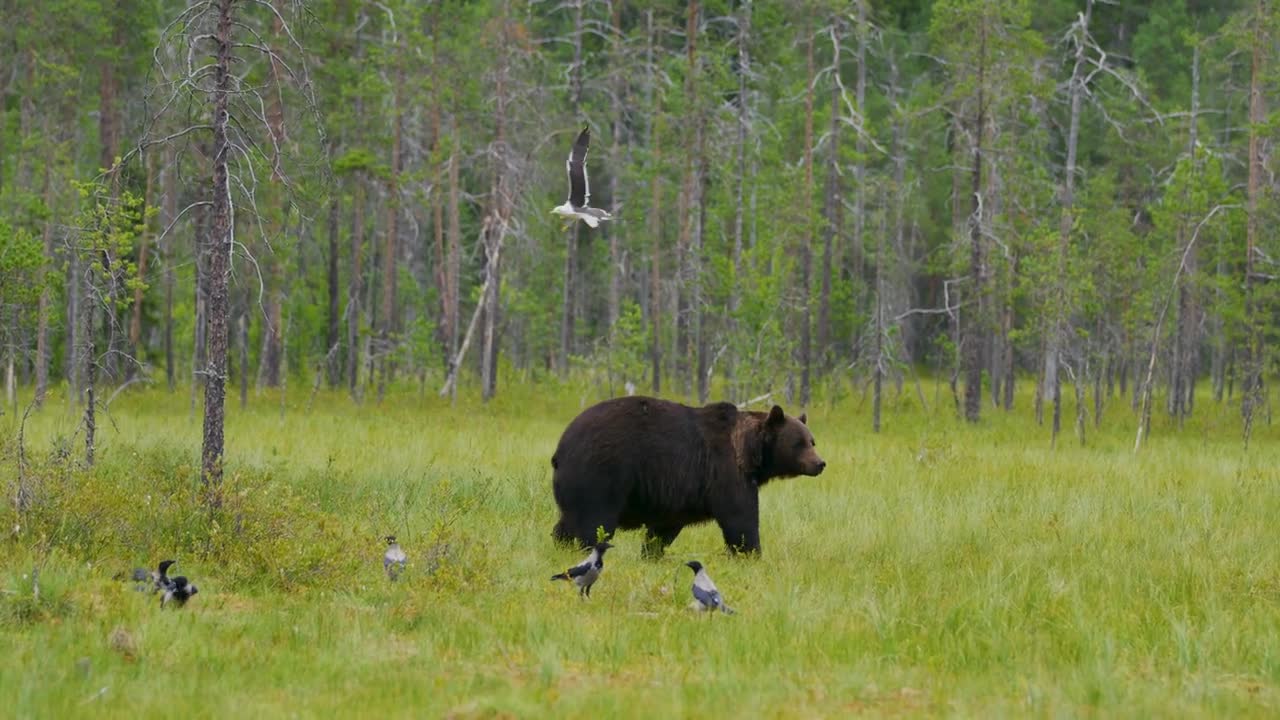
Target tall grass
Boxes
[1,379,1277,717]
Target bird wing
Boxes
[566,558,594,578]
[692,583,722,609]
[566,126,590,208]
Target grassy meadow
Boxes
[1,378,1278,718]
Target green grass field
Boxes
[2,380,1278,718]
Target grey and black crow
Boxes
[686,561,735,614]
[550,126,613,229]
[161,575,198,608]
[551,541,613,598]
[384,535,407,581]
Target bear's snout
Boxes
[803,456,826,476]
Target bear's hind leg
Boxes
[641,524,683,559]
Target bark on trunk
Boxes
[962,18,988,423]
[201,0,235,495]
[799,17,814,408]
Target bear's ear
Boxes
[799,413,807,425]
[766,405,786,427]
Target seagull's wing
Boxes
[567,126,590,208]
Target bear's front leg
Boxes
[714,492,761,556]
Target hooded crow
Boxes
[161,575,199,608]
[686,561,735,614]
[384,535,407,581]
[551,541,613,598]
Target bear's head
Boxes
[758,405,826,481]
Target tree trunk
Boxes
[729,0,750,393]
[201,0,235,495]
[163,143,177,392]
[379,49,403,403]
[482,4,515,402]
[34,126,55,407]
[326,189,341,386]
[99,19,122,381]
[962,17,988,423]
[799,17,814,409]
[817,15,841,367]
[850,1,867,361]
[83,299,96,466]
[347,176,365,395]
[446,147,461,363]
[647,11,662,394]
[191,193,209,415]
[1045,1,1091,443]
[128,155,155,380]
[606,1,624,331]
[239,286,249,409]
[1242,0,1266,442]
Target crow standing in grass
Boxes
[384,535,407,581]
[161,575,199,608]
[686,561,735,615]
[551,541,613,598]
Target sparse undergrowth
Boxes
[1,381,1278,718]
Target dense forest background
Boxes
[0,0,1277,449]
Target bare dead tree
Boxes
[1044,2,1093,447]
[129,0,324,498]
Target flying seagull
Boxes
[551,126,613,230]
[685,561,735,615]
[384,535,407,581]
[550,541,613,598]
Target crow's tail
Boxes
[550,572,569,581]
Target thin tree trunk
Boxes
[1242,0,1267,443]
[34,123,55,407]
[481,5,515,402]
[447,147,461,362]
[851,0,867,361]
[962,16,987,423]
[239,287,249,409]
[817,14,841,365]
[163,143,176,392]
[83,299,96,466]
[648,10,662,394]
[729,0,750,393]
[99,19,122,381]
[326,188,341,386]
[1045,1,1091,443]
[201,0,235,495]
[128,154,155,380]
[380,47,403,403]
[799,15,814,408]
[347,176,365,395]
[559,0,585,377]
[606,1,624,331]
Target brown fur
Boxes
[550,396,825,556]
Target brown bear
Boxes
[549,396,826,557]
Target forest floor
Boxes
[1,379,1278,718]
